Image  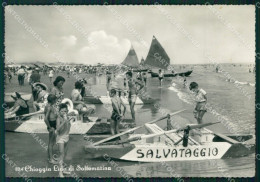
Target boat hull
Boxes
[151,70,193,78]
[85,142,254,162]
[5,114,135,134]
[83,95,150,105]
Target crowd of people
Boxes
[4,63,211,176]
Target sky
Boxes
[5,5,255,65]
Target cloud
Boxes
[5,5,255,64]
[77,30,131,64]
[60,35,77,47]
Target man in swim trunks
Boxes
[44,94,58,164]
[126,71,144,122]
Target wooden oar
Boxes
[5,110,43,120]
[213,133,239,144]
[119,121,220,144]
[20,110,44,118]
[136,109,150,113]
[92,109,186,146]
[177,121,221,132]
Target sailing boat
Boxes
[144,36,192,77]
[121,45,139,68]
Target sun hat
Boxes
[33,82,48,90]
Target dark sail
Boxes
[144,36,170,70]
[121,45,139,67]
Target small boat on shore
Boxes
[83,95,155,105]
[5,92,32,106]
[133,69,149,72]
[5,98,135,135]
[5,113,135,134]
[85,112,255,162]
[150,70,193,78]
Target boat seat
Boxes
[144,124,187,145]
[145,123,198,146]
[145,123,165,134]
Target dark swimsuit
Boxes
[128,79,137,99]
[46,105,58,130]
[15,99,29,116]
[159,73,163,80]
[111,98,122,122]
[49,120,57,129]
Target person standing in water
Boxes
[183,77,187,88]
[189,82,207,124]
[110,89,126,135]
[106,71,112,96]
[158,69,164,87]
[126,71,144,122]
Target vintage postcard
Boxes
[2,2,257,180]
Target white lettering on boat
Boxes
[136,147,218,159]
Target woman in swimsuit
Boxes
[71,81,95,120]
[51,76,65,109]
[126,71,144,122]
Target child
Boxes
[110,89,126,136]
[44,94,58,164]
[189,82,207,124]
[55,103,71,177]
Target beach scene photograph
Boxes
[3,4,256,179]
